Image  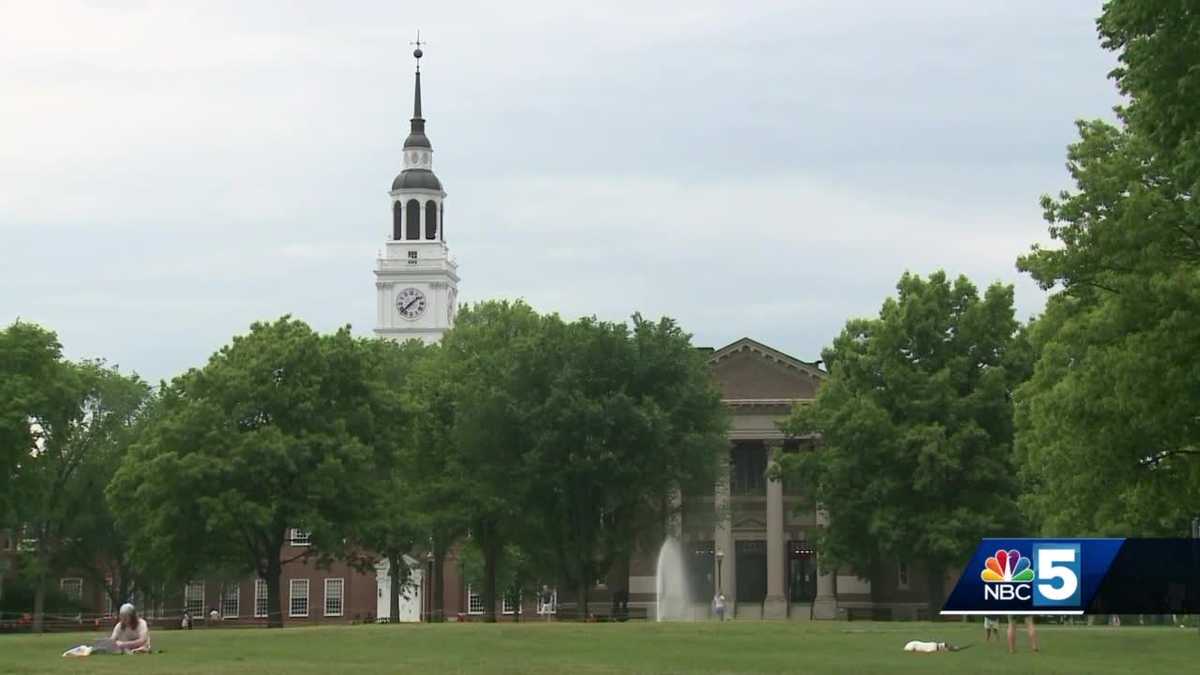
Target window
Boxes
[424,200,438,240]
[405,199,420,240]
[184,581,205,615]
[898,561,910,590]
[289,579,309,618]
[103,578,114,615]
[731,442,768,495]
[392,201,403,240]
[466,585,484,615]
[788,541,816,603]
[289,529,311,547]
[324,578,344,617]
[254,579,269,619]
[501,588,521,615]
[60,578,83,603]
[407,250,418,264]
[222,584,240,618]
[537,587,557,615]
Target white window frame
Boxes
[898,561,910,590]
[501,591,522,615]
[289,579,310,618]
[254,579,269,618]
[288,529,311,547]
[184,580,205,616]
[222,583,240,619]
[60,577,83,603]
[103,577,114,616]
[324,578,344,617]
[537,587,557,615]
[466,585,484,615]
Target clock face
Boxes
[395,287,427,320]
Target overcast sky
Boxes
[2,1,1118,382]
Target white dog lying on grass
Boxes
[903,640,969,653]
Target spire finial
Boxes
[411,30,424,71]
[409,31,424,120]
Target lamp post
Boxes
[715,548,724,596]
[426,551,435,623]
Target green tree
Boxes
[0,322,70,525]
[57,378,157,616]
[109,317,393,627]
[779,272,1030,613]
[405,343,469,622]
[432,300,544,622]
[3,320,151,631]
[523,315,725,617]
[356,338,427,623]
[1015,0,1200,535]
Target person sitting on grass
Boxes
[110,603,151,654]
[903,640,969,653]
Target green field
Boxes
[1,621,1196,674]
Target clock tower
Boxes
[375,45,459,344]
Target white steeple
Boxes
[374,41,459,344]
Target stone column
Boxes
[714,447,734,614]
[763,450,787,619]
[811,504,838,619]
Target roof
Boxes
[391,169,443,191]
[706,337,826,379]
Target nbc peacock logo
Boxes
[980,549,1035,583]
[980,548,1034,601]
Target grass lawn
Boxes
[1,620,1196,674]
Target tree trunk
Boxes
[577,584,590,621]
[389,553,403,623]
[926,565,945,620]
[267,557,284,628]
[868,557,884,606]
[612,554,631,621]
[513,585,522,623]
[32,574,46,633]
[483,542,498,623]
[432,547,446,623]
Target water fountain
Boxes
[655,537,693,621]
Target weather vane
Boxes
[411,30,425,70]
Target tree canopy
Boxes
[109,317,398,627]
[1014,0,1200,536]
[779,271,1031,612]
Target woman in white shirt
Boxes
[111,603,151,654]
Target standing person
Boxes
[540,586,553,622]
[110,604,151,654]
[1007,615,1039,654]
[209,607,220,624]
[984,616,999,642]
[181,610,192,630]
[713,594,726,622]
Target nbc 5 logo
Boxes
[1032,543,1081,607]
[980,543,1081,607]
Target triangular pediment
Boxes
[708,338,824,402]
